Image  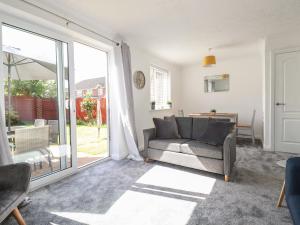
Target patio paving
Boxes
[30,153,107,178]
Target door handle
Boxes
[276,102,285,106]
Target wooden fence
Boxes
[5,96,107,124]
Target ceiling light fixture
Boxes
[202,48,216,67]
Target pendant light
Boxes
[202,48,216,67]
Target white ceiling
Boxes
[26,0,300,65]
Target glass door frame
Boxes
[0,11,112,191]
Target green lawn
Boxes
[76,124,108,156]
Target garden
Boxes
[5,80,108,166]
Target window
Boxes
[150,65,171,110]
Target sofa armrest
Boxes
[223,131,236,176]
[143,128,156,152]
[0,163,31,193]
[286,157,300,196]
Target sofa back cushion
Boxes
[192,118,234,145]
[202,120,235,146]
[175,117,193,139]
[153,117,181,139]
[192,118,209,140]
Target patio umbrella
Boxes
[2,46,57,131]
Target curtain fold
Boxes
[110,41,143,161]
[0,105,13,165]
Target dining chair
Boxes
[237,110,256,144]
[178,109,184,117]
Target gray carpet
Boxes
[2,145,295,225]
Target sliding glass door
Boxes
[74,42,109,167]
[1,24,71,179]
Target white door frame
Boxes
[270,46,300,152]
[0,8,113,191]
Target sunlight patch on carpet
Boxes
[136,165,216,195]
[51,190,196,225]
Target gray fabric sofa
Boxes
[143,117,236,181]
[0,163,31,225]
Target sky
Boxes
[2,25,107,84]
[73,42,107,83]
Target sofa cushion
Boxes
[180,140,223,159]
[164,115,181,138]
[202,121,235,146]
[175,117,193,139]
[149,139,190,152]
[153,117,181,139]
[191,118,232,143]
[192,118,209,140]
[286,195,300,225]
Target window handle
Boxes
[276,102,285,106]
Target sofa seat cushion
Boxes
[287,195,300,225]
[180,140,223,160]
[149,139,190,152]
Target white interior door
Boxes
[275,50,300,153]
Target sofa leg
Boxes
[12,208,26,225]
[224,175,230,182]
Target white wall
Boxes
[130,45,182,149]
[264,31,300,150]
[181,42,264,139]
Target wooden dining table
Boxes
[189,112,238,124]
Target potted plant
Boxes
[151,101,156,110]
[210,109,216,115]
[167,101,172,109]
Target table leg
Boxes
[277,181,285,208]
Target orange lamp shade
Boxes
[202,55,216,66]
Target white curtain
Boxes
[0,105,13,165]
[110,41,143,161]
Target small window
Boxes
[150,65,171,110]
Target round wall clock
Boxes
[133,71,145,89]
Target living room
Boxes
[0,0,300,225]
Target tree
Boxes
[5,80,57,98]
